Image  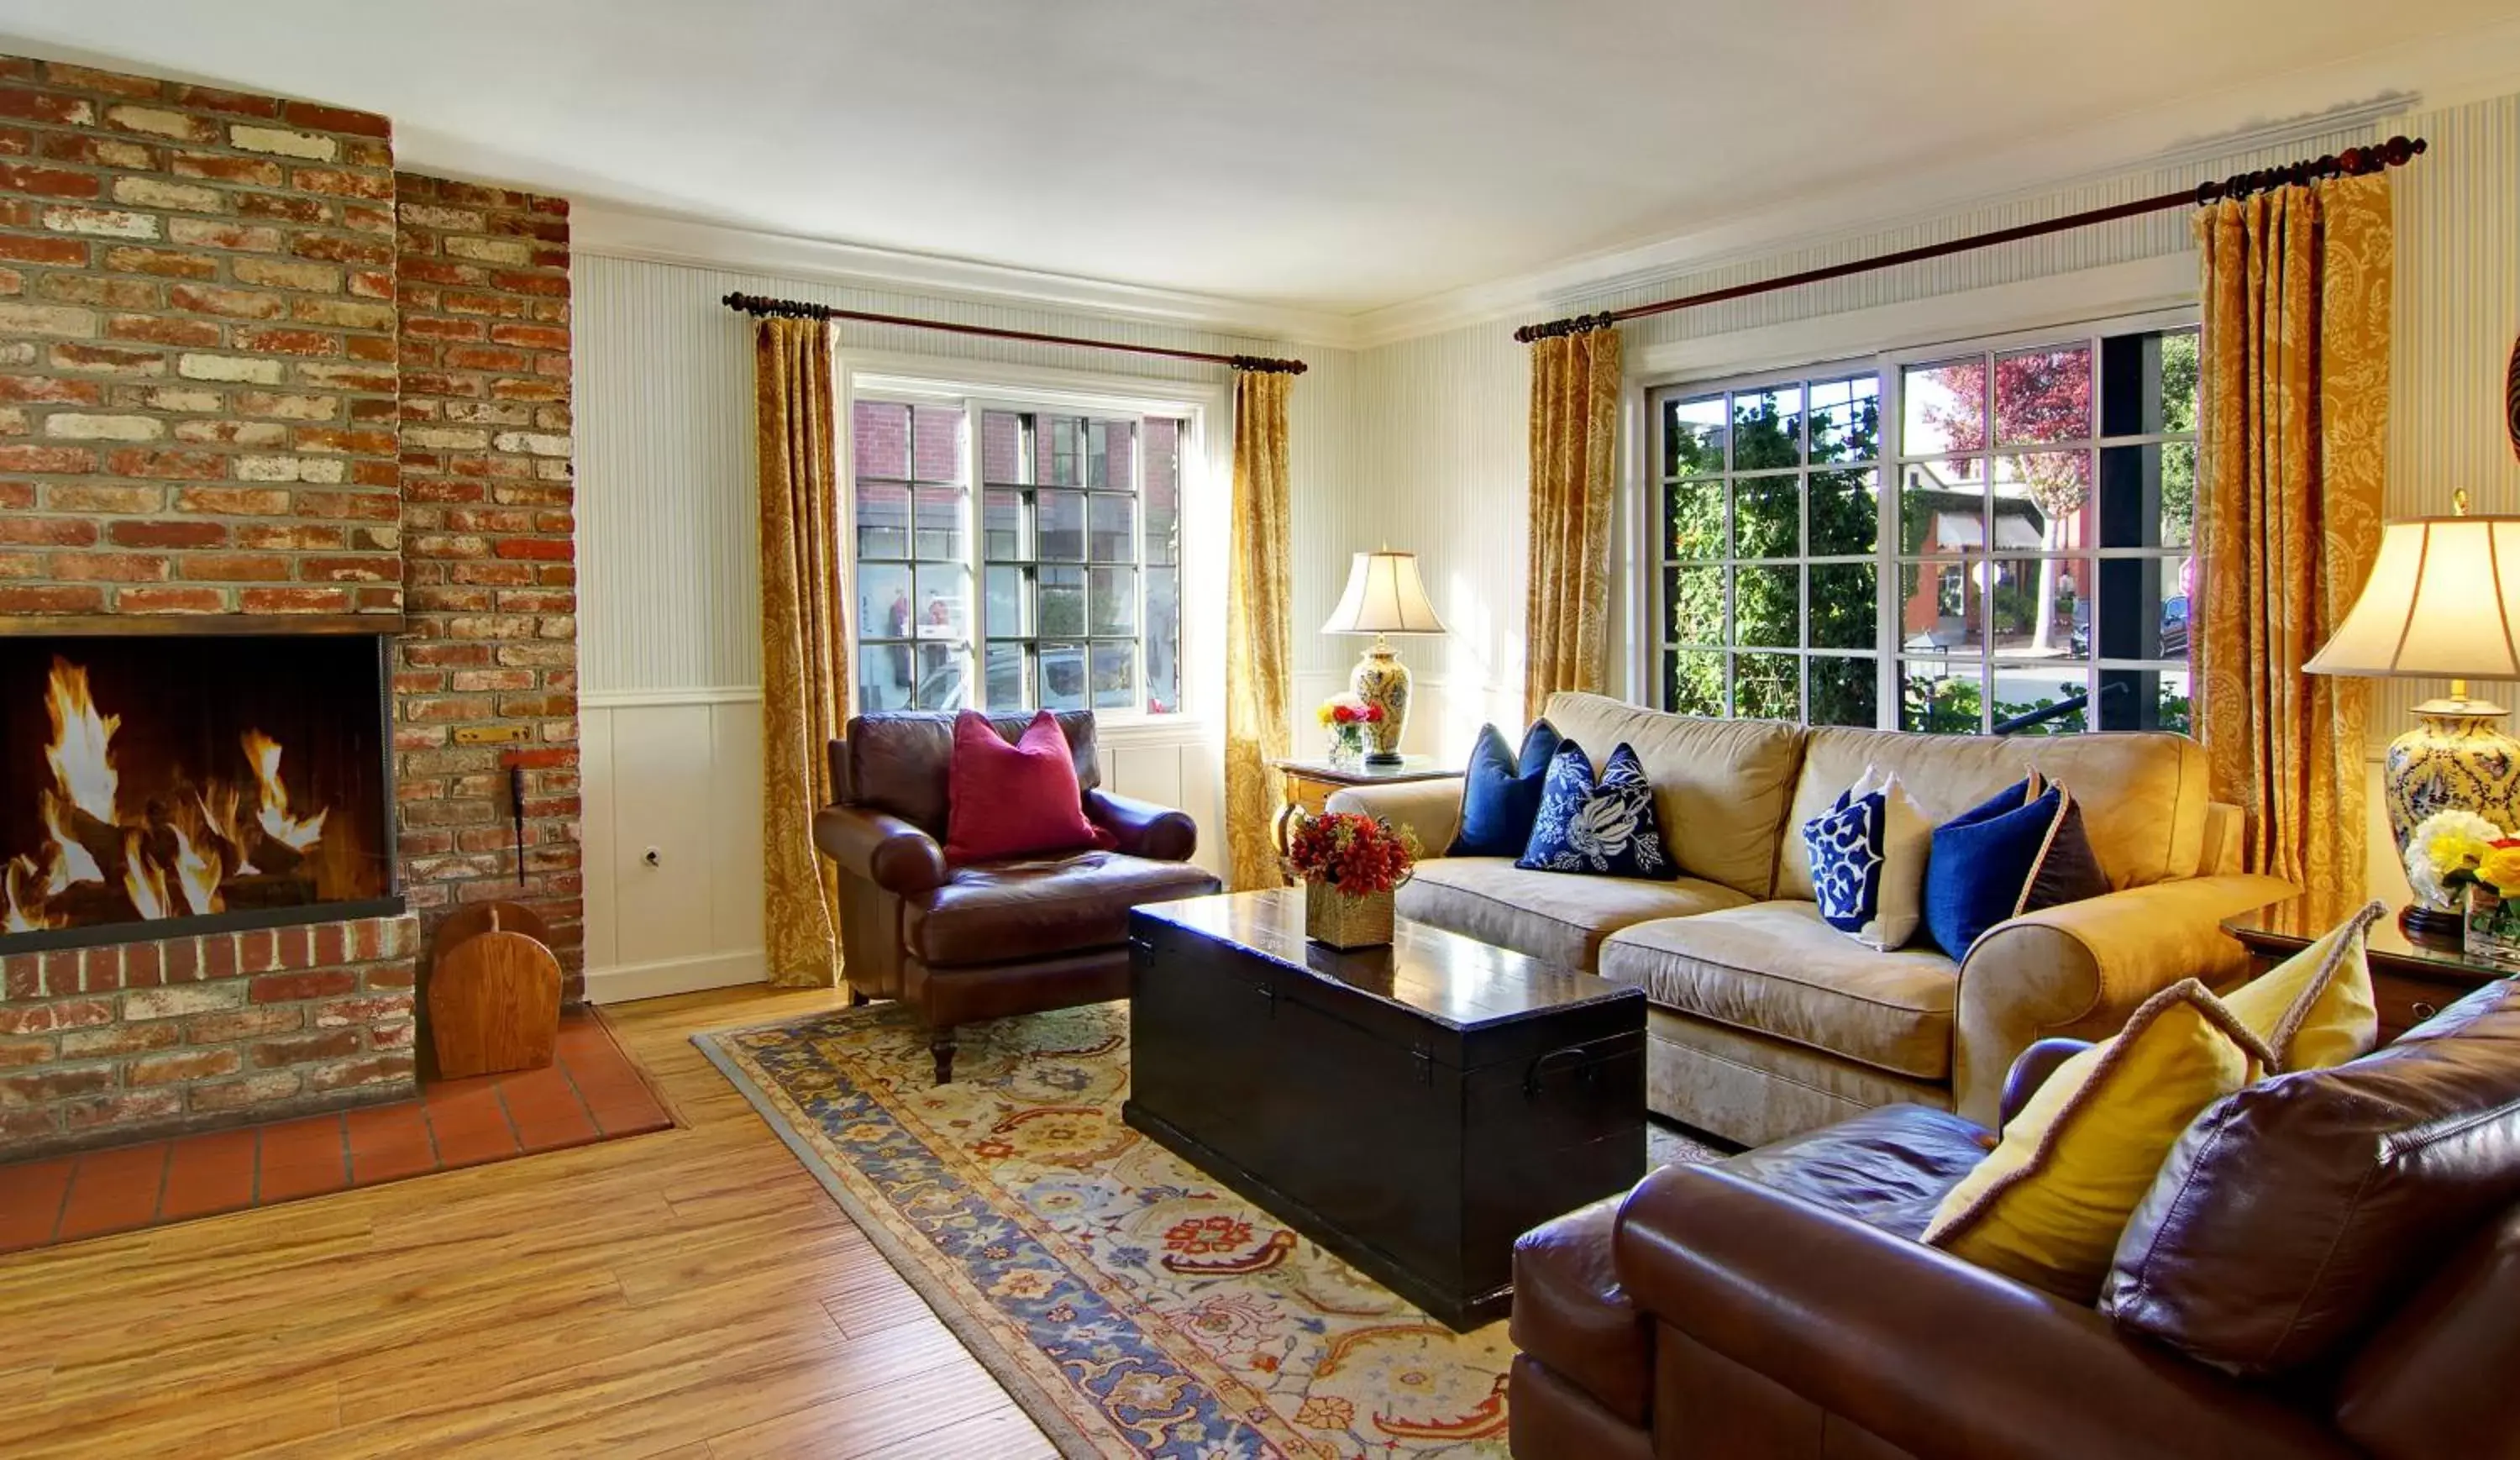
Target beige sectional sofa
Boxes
[1326,691,2294,1146]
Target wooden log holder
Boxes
[428,901,563,1079]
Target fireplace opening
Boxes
[0,634,400,953]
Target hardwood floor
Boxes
[0,985,1059,1459]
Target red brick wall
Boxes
[392,175,582,995]
[0,52,585,1153]
[0,57,401,617]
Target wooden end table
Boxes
[2222,893,2509,1042]
[1269,754,1459,856]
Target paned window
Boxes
[1651,318,2198,735]
[852,397,1189,717]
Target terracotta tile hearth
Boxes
[0,1012,669,1253]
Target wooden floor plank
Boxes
[0,985,1053,1459]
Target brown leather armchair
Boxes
[814,710,1220,1083]
[1509,1040,2520,1460]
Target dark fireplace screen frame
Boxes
[0,633,402,956]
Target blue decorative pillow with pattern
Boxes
[1806,789,1886,932]
[1801,766,1931,948]
[1515,740,1677,880]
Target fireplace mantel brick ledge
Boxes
[0,911,418,1158]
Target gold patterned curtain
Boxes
[1224,369,1294,892]
[2193,172,2391,889]
[754,316,848,987]
[1524,323,1624,722]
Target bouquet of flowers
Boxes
[1315,694,1384,728]
[1315,693,1384,761]
[2407,809,2520,905]
[1284,811,1417,896]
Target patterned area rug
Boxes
[697,1000,1716,1460]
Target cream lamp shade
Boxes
[2304,511,2520,871]
[2303,516,2520,683]
[1319,549,1446,765]
[1320,550,1449,637]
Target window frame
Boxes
[1638,304,2200,735]
[838,355,1221,739]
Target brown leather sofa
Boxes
[1509,1039,2520,1460]
[814,710,1219,1082]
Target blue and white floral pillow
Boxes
[1802,766,1930,949]
[1515,740,1677,880]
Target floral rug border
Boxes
[694,1008,1115,1458]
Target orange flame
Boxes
[44,658,118,825]
[169,823,223,916]
[242,729,326,852]
[121,829,171,921]
[36,790,97,888]
[3,856,59,932]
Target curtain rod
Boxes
[720,291,1306,374]
[1513,134,2428,344]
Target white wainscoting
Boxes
[580,690,1226,1003]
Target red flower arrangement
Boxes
[1284,811,1417,895]
[1315,695,1386,727]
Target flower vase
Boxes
[2465,884,2520,972]
[1305,882,1394,949]
[1326,722,1366,765]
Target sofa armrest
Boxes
[1999,1037,2093,1128]
[1613,1163,2355,1460]
[1084,788,1198,863]
[813,805,947,896]
[1324,779,1462,856]
[1950,872,2295,1125]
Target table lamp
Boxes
[2304,495,2520,866]
[1320,549,1447,764]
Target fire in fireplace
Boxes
[0,635,397,951]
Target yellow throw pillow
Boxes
[1924,979,2273,1301]
[2219,900,2383,1072]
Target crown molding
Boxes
[570,204,1361,352]
[1348,24,2520,349]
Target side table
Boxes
[1268,754,1460,858]
[2222,892,2508,1042]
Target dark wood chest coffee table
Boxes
[1124,889,1646,1330]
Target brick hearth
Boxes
[0,54,581,1157]
[0,914,417,1156]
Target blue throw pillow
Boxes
[1922,775,2108,958]
[1449,720,1562,857]
[1806,789,1885,932]
[1516,740,1677,880]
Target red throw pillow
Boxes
[942,709,1114,865]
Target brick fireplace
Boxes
[0,56,580,1158]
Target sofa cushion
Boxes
[1541,691,1805,900]
[1926,979,2271,1303]
[844,708,1102,837]
[2220,898,2382,1073]
[1397,858,1749,971]
[2101,977,2520,1377]
[1449,720,1561,857]
[1776,726,2208,901]
[1600,902,1959,1080]
[904,851,1218,966]
[942,709,1113,865]
[1516,741,1677,880]
[1722,1103,1992,1241]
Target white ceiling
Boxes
[2,1,2517,320]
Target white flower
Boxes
[2406,809,2507,908]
